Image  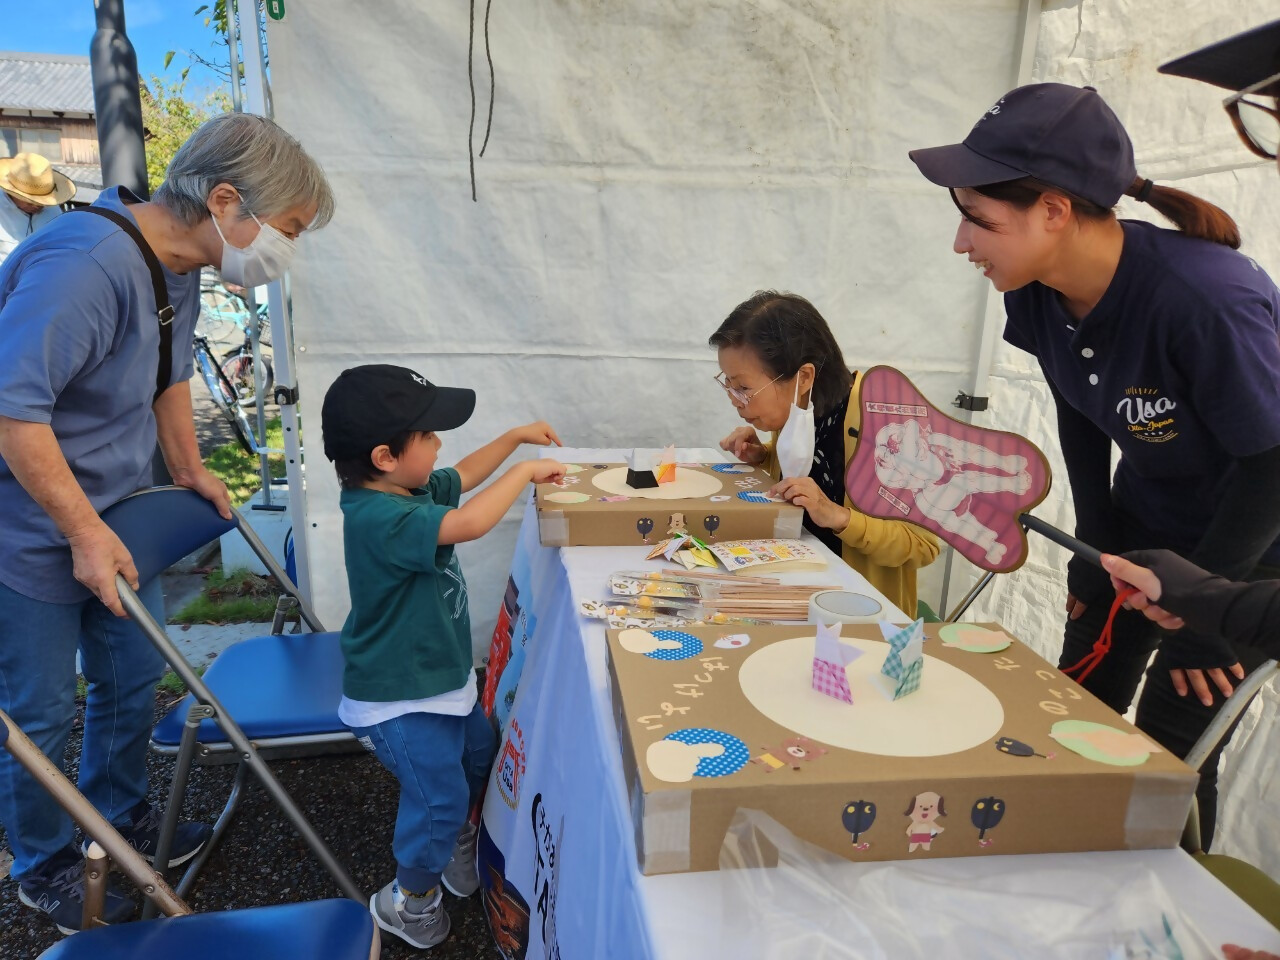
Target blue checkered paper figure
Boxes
[879,618,925,699]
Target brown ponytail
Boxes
[1124,176,1240,249]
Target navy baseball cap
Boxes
[1159,20,1280,95]
[321,364,476,461]
[909,83,1137,209]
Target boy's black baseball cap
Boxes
[1159,20,1280,94]
[321,364,476,461]
[909,83,1136,209]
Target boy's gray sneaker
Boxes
[441,822,479,897]
[370,880,450,949]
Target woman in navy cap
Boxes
[909,81,1280,849]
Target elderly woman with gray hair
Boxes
[0,112,333,935]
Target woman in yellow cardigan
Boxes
[710,290,939,615]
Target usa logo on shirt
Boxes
[1116,386,1179,443]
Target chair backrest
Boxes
[100,487,237,585]
[1181,658,1279,854]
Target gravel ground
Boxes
[0,701,491,958]
[0,382,497,958]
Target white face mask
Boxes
[775,377,815,479]
[212,202,297,287]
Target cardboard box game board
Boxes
[606,622,1197,875]
[535,462,803,547]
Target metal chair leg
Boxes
[144,703,212,919]
[82,842,108,931]
[119,579,364,903]
[0,710,190,918]
[176,761,249,899]
[232,508,324,632]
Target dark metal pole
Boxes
[92,1,170,484]
[90,0,149,199]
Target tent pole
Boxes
[938,0,1042,618]
[238,1,316,606]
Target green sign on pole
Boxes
[266,0,286,21]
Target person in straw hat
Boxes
[0,112,334,935]
[0,152,75,265]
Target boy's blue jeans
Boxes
[0,577,166,880]
[351,702,496,894]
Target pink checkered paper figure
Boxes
[844,366,1052,574]
[811,621,863,704]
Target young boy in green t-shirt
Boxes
[320,364,565,950]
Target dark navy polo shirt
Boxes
[1004,220,1280,561]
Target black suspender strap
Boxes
[70,207,175,399]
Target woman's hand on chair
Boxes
[67,521,139,618]
[720,427,766,465]
[771,476,849,534]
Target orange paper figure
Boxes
[656,445,677,484]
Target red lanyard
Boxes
[1061,587,1139,684]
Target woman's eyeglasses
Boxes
[1225,69,1280,160]
[714,371,782,406]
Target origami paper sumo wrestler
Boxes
[879,618,925,700]
[811,621,863,703]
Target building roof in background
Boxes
[58,162,103,199]
[0,51,95,115]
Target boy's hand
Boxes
[528,459,568,485]
[513,422,563,447]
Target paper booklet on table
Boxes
[708,539,829,574]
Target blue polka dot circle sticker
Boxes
[712,463,754,474]
[646,629,703,661]
[738,490,784,504]
[665,728,749,778]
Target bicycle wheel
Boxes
[195,338,256,456]
[221,349,273,406]
[195,286,248,343]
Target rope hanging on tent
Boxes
[1061,586,1138,684]
[468,0,498,201]
[480,0,497,157]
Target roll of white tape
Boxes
[808,589,883,625]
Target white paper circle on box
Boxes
[544,491,591,504]
[592,466,723,500]
[738,635,1004,757]
[646,739,725,782]
[618,629,682,655]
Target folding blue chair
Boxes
[0,708,378,958]
[98,486,362,907]
[1179,658,1280,930]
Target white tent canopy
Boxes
[266,0,1280,878]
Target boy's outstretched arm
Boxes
[439,459,566,545]
[454,421,562,493]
